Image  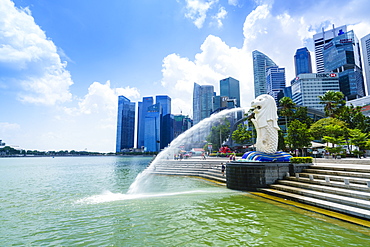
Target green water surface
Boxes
[1,156,369,246]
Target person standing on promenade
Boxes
[221,163,225,176]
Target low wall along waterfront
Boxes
[226,162,312,191]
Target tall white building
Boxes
[361,33,370,96]
[313,25,347,73]
[291,73,340,112]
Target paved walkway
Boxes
[314,157,370,167]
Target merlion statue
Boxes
[250,94,280,153]
[241,94,291,162]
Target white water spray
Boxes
[127,107,249,194]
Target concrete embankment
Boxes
[151,156,370,225]
[151,156,229,184]
[258,159,370,225]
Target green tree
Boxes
[309,118,347,141]
[292,106,313,127]
[231,123,252,145]
[277,130,286,151]
[318,91,345,117]
[285,120,313,156]
[0,146,21,155]
[349,129,369,157]
[206,120,230,151]
[338,104,370,133]
[279,97,296,132]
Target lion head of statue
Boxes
[250,94,279,130]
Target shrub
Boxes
[290,157,313,164]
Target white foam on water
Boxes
[77,189,228,204]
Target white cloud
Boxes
[184,0,218,28]
[0,0,73,105]
[212,6,227,28]
[65,80,140,117]
[161,35,249,115]
[44,81,141,152]
[228,0,238,6]
[0,122,20,132]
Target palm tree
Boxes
[279,97,296,133]
[318,91,345,118]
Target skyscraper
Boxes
[323,30,365,100]
[361,33,370,95]
[292,73,340,112]
[144,103,162,152]
[294,47,312,76]
[156,95,171,116]
[173,115,192,139]
[266,66,286,104]
[193,82,214,125]
[220,77,240,107]
[313,25,347,73]
[137,96,153,149]
[253,50,277,97]
[156,95,173,149]
[116,96,135,153]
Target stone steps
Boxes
[259,188,370,220]
[269,183,370,210]
[298,173,369,185]
[151,164,226,183]
[303,169,370,179]
[289,176,370,192]
[279,179,370,201]
[258,163,370,220]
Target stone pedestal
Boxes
[226,162,312,191]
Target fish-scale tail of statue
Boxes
[256,120,278,153]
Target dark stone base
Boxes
[226,162,312,191]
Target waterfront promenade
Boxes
[152,155,370,226]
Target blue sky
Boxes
[1,0,370,152]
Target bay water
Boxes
[1,156,369,246]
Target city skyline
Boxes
[1,0,370,152]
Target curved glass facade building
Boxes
[252,50,277,97]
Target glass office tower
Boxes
[156,95,171,116]
[294,47,312,76]
[116,96,135,153]
[220,77,240,107]
[137,97,153,149]
[323,30,365,100]
[266,66,286,105]
[313,25,347,73]
[144,103,162,152]
[193,82,214,125]
[253,50,277,97]
[156,95,173,149]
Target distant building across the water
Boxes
[116,96,135,153]
[193,82,214,125]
